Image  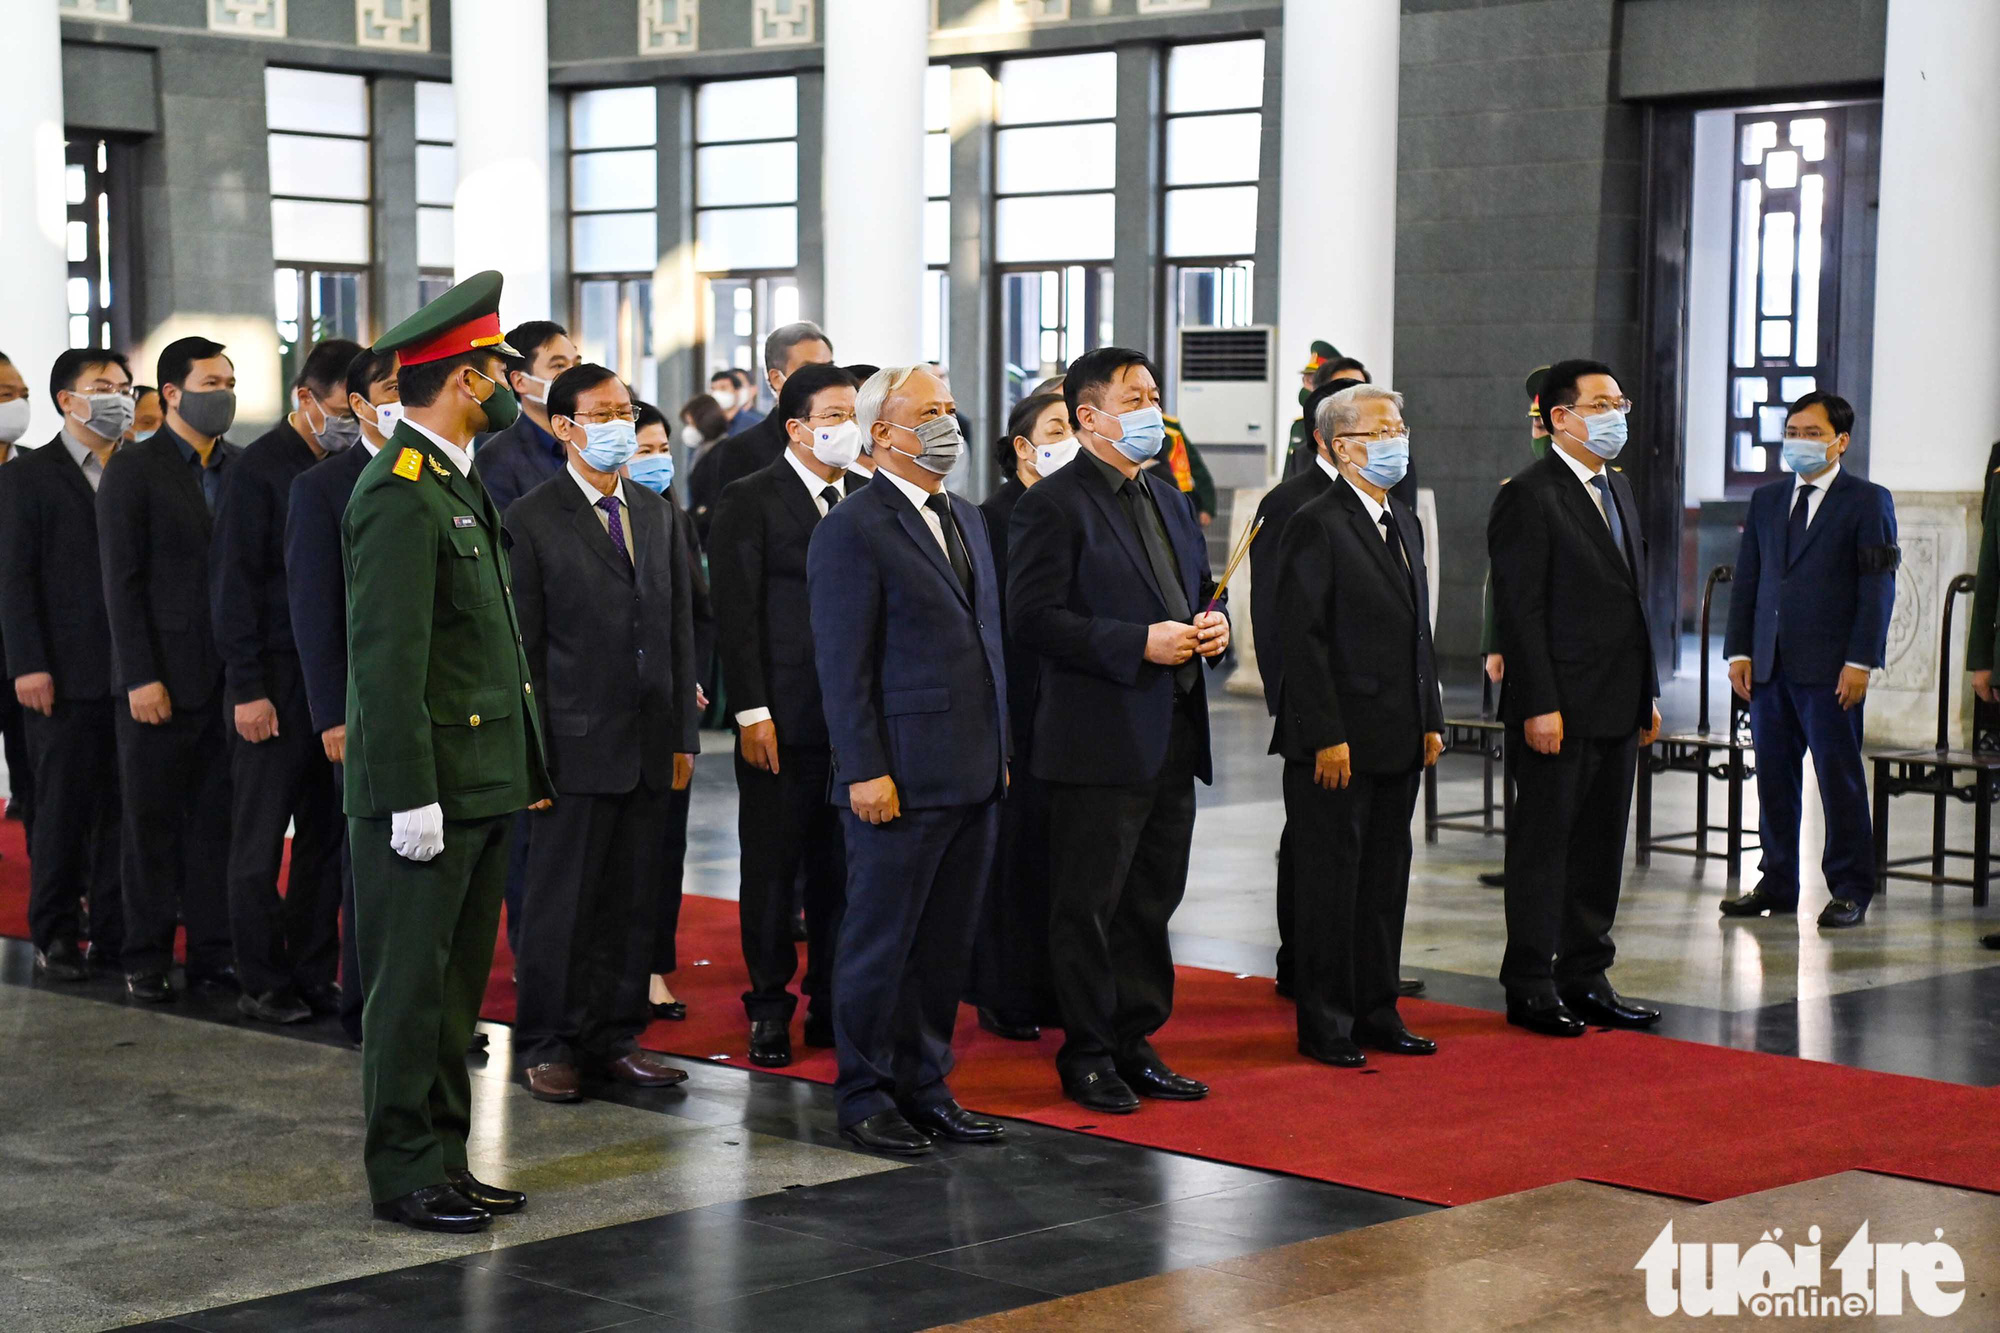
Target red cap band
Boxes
[397,311,505,367]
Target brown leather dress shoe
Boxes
[524,1062,582,1102]
[600,1051,689,1087]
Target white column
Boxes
[1277,0,1398,403]
[0,2,72,405]
[450,0,552,320]
[820,0,927,362]
[1868,0,2000,494]
[1861,1,2000,746]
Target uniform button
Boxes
[473,545,480,556]
[469,714,481,727]
[524,682,533,695]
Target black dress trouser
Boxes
[0,683,32,830]
[1500,728,1638,1001]
[515,782,669,1070]
[115,695,232,977]
[23,699,121,956]
[226,676,342,997]
[967,763,1058,1026]
[1047,707,1199,1082]
[1283,761,1420,1049]
[653,781,692,975]
[733,744,845,1024]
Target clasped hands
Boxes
[1145,611,1229,666]
[1522,704,1662,756]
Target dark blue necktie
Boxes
[1787,483,1816,562]
[1589,474,1627,567]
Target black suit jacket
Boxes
[1008,453,1218,786]
[506,473,700,795]
[284,442,374,734]
[1271,480,1443,770]
[98,428,240,708]
[1487,451,1658,738]
[0,436,115,699]
[706,453,848,749]
[695,413,789,541]
[471,414,565,515]
[211,420,322,706]
[1248,463,1335,716]
[980,477,1037,753]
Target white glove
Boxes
[390,803,445,862]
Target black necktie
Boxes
[1121,478,1198,693]
[1589,473,1628,568]
[819,484,841,513]
[1378,510,1414,594]
[924,493,973,597]
[1788,483,1816,561]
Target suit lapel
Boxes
[1079,467,1163,607]
[771,456,829,539]
[560,479,634,581]
[1554,460,1631,584]
[47,437,96,506]
[1338,483,1416,610]
[878,475,971,608]
[1787,467,1849,567]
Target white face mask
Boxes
[517,373,551,406]
[810,420,864,470]
[0,398,29,445]
[1034,436,1080,476]
[711,387,738,411]
[679,423,706,449]
[367,399,405,441]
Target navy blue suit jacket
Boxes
[807,471,1008,809]
[471,415,565,515]
[1007,452,1218,786]
[1723,466,1898,686]
[283,443,372,734]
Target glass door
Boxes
[701,272,799,410]
[997,264,1112,418]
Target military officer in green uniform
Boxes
[343,271,552,1233]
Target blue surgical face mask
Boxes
[1094,405,1166,463]
[627,452,676,493]
[135,429,158,444]
[567,418,638,472]
[1781,439,1831,477]
[1351,435,1410,489]
[1570,407,1628,461]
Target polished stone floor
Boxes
[6,652,2000,1330]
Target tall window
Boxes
[570,85,659,404]
[1725,109,1845,489]
[924,64,951,367]
[993,52,1117,416]
[1161,38,1263,406]
[695,75,800,405]
[267,67,373,370]
[415,80,455,306]
[65,139,126,351]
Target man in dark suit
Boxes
[697,322,836,506]
[0,353,34,835]
[0,348,131,982]
[1009,347,1229,1113]
[287,347,400,1043]
[470,321,578,515]
[211,337,359,1025]
[99,335,242,1003]
[507,364,697,1101]
[1721,392,1896,929]
[1273,385,1445,1068]
[809,364,1010,1155]
[707,361,858,1068]
[1487,359,1662,1037]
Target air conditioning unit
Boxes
[1176,325,1276,477]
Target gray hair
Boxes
[1315,383,1405,445]
[857,365,926,436]
[764,321,833,376]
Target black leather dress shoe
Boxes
[1818,898,1867,929]
[126,971,176,1003]
[1477,871,1506,889]
[1719,887,1796,917]
[445,1168,525,1214]
[650,1001,687,1022]
[1560,987,1661,1029]
[1984,932,2000,951]
[803,1013,835,1048]
[748,1019,792,1068]
[238,990,313,1024]
[1274,978,1296,1000]
[903,1099,1005,1142]
[977,1008,1041,1042]
[790,911,809,942]
[1398,977,1425,997]
[372,1183,491,1233]
[185,964,240,995]
[34,940,88,984]
[1118,1064,1209,1100]
[840,1109,933,1155]
[1299,1037,1366,1068]
[1063,1069,1141,1114]
[301,983,342,1017]
[1351,1020,1437,1055]
[1506,997,1585,1037]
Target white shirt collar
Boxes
[1794,461,1840,494]
[59,426,106,474]
[1313,453,1340,486]
[1553,440,1606,490]
[879,463,943,513]
[401,417,471,475]
[1343,475,1388,525]
[567,461,625,509]
[361,438,380,458]
[782,444,844,502]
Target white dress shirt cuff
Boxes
[1726,655,1751,664]
[735,708,772,728]
[1844,662,1874,673]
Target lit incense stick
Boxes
[1203,515,1263,616]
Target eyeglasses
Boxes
[1782,427,1839,441]
[567,408,638,424]
[1560,398,1634,416]
[78,383,134,398]
[1335,427,1408,444]
[806,410,856,426]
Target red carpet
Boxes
[6,817,1997,1207]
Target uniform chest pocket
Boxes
[447,527,497,609]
